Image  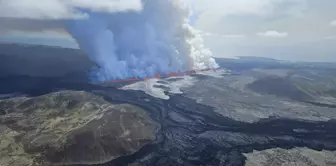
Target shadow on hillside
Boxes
[0,43,94,77]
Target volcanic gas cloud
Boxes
[0,0,218,82]
[65,0,218,81]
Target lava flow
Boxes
[98,68,222,84]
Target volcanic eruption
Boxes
[65,0,218,82]
[0,0,219,82]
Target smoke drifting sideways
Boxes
[65,0,218,82]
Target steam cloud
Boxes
[0,0,219,81]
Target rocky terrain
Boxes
[0,91,157,166]
[1,44,336,166]
[2,72,336,166]
[248,68,336,107]
[244,147,336,166]
[181,66,336,122]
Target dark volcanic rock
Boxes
[0,91,157,166]
[247,76,313,101]
[247,73,336,108]
[1,52,336,166]
[0,109,5,115]
[0,43,94,77]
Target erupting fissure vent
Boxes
[99,68,221,84]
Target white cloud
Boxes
[189,0,307,17]
[325,36,336,40]
[1,0,336,62]
[0,0,142,20]
[194,0,336,62]
[190,0,269,16]
[202,32,214,37]
[198,31,245,38]
[221,34,246,38]
[257,31,289,38]
[330,20,336,26]
[190,0,307,36]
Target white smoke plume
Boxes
[0,0,219,81]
